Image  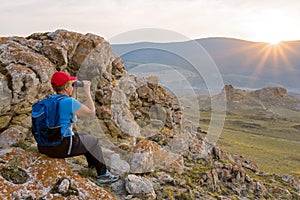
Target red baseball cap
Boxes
[51,71,77,88]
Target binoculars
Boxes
[72,80,84,87]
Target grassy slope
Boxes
[199,111,300,177]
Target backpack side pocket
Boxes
[48,126,62,144]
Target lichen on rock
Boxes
[0,165,29,184]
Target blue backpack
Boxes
[31,95,69,146]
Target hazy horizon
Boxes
[1,0,300,44]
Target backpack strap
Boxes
[57,95,75,155]
[63,114,75,155]
[54,94,74,155]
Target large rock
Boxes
[0,147,115,199]
[0,126,26,148]
[0,29,188,199]
[129,139,184,174]
[125,174,156,200]
[0,72,12,115]
[0,29,186,149]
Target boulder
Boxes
[0,147,115,199]
[125,174,156,200]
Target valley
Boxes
[200,111,300,177]
[182,86,300,178]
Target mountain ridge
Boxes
[113,36,300,45]
[112,37,300,94]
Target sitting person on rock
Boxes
[37,71,119,183]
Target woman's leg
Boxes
[74,133,119,183]
[38,133,110,177]
[71,132,107,175]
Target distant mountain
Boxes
[112,38,300,94]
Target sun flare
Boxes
[250,10,290,44]
[268,39,281,45]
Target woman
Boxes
[38,71,118,183]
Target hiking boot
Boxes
[96,170,119,183]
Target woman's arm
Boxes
[75,80,96,117]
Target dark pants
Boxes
[38,132,107,176]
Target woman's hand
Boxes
[82,80,91,91]
[75,80,96,117]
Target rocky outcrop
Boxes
[252,86,288,98]
[0,147,115,199]
[0,29,190,199]
[222,84,288,103]
[0,30,299,199]
[215,84,300,113]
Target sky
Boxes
[1,0,300,44]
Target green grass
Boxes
[12,141,38,153]
[183,103,300,178]
[218,127,300,176]
[219,114,298,177]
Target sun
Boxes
[250,10,291,44]
[268,38,282,45]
